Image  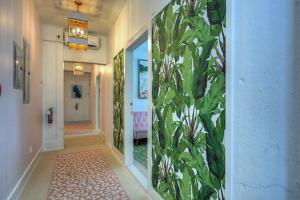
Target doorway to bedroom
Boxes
[132,41,148,176]
[124,32,149,187]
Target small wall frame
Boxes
[13,41,23,90]
[23,38,30,104]
[137,59,148,99]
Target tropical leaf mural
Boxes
[152,0,226,199]
[113,49,125,153]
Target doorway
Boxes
[63,62,97,137]
[124,31,149,187]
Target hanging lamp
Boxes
[73,63,84,76]
[68,0,88,50]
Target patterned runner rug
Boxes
[47,150,130,200]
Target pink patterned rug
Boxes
[47,150,130,200]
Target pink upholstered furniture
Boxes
[133,112,148,139]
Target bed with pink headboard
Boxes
[133,112,148,140]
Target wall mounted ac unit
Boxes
[64,31,101,50]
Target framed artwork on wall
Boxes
[23,39,30,104]
[113,49,125,153]
[137,59,148,99]
[13,41,23,89]
[71,84,83,99]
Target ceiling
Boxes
[34,0,128,35]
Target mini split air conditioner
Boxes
[64,31,101,50]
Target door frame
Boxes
[124,26,149,189]
[96,74,101,131]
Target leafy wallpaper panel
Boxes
[152,0,226,199]
[113,50,125,153]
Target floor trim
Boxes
[148,187,164,200]
[102,134,124,166]
[128,164,148,188]
[111,146,125,167]
[64,131,101,138]
[6,148,42,200]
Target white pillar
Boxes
[229,0,298,199]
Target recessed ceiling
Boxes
[34,0,128,35]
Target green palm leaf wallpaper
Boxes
[113,50,125,153]
[151,0,226,199]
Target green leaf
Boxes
[207,0,222,25]
[182,47,193,97]
[173,123,182,149]
[197,185,215,200]
[192,39,215,100]
[181,168,192,199]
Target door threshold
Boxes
[127,164,148,189]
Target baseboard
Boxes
[43,140,64,151]
[102,133,113,150]
[105,138,112,149]
[148,187,163,200]
[111,146,125,167]
[101,134,124,166]
[128,165,148,189]
[64,131,101,138]
[6,148,42,200]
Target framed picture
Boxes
[71,84,83,99]
[13,41,23,89]
[138,59,148,99]
[23,39,30,104]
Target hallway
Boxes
[19,135,149,200]
[1,0,300,199]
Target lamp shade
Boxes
[68,12,88,50]
[73,64,84,76]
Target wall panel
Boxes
[151,0,226,199]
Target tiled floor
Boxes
[64,121,96,136]
[18,135,150,200]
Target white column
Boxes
[42,25,64,151]
[229,0,298,199]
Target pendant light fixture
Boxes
[68,0,88,50]
[73,63,84,76]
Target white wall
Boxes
[42,39,64,151]
[91,64,106,130]
[98,65,107,133]
[132,40,148,112]
[229,0,299,199]
[64,71,91,122]
[0,0,42,199]
[63,35,107,64]
[42,24,108,65]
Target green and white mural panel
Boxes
[113,49,125,153]
[151,0,226,199]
